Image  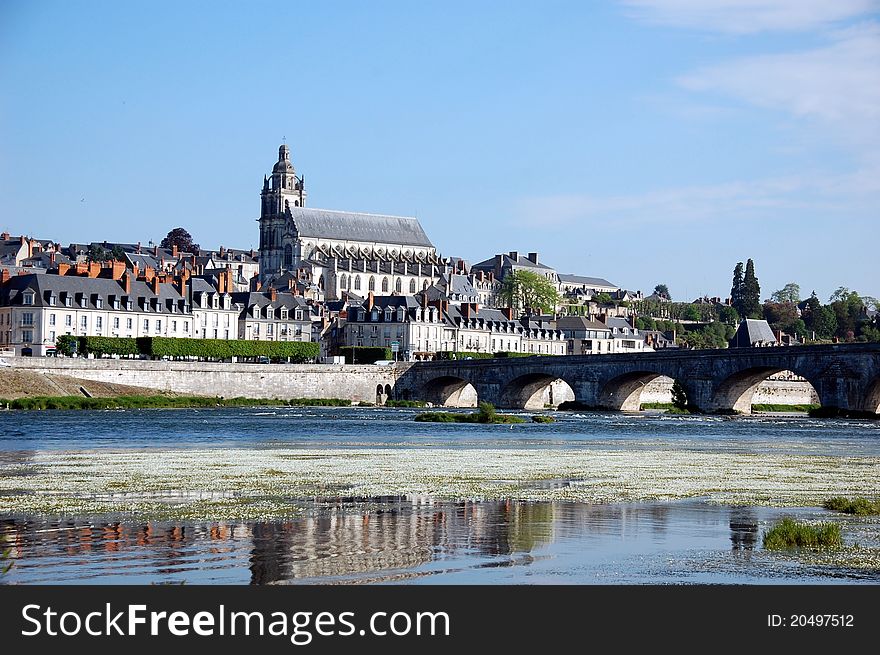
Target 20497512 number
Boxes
[789,614,854,627]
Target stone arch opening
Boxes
[422,375,478,407]
[498,373,576,410]
[863,377,880,415]
[599,371,669,411]
[712,367,820,414]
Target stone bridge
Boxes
[392,343,880,414]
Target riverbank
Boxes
[0,368,180,400]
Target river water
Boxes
[1,407,879,584]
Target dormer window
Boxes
[295,310,303,321]
[95,297,103,309]
[22,292,34,306]
[370,309,379,321]
[212,296,219,309]
[125,299,133,311]
[47,294,56,306]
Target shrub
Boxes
[823,496,880,515]
[81,336,139,356]
[288,398,351,406]
[762,518,842,550]
[384,400,427,407]
[476,401,497,423]
[139,337,318,362]
[56,335,78,356]
[531,415,555,423]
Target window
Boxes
[21,312,34,326]
[354,276,361,291]
[267,324,274,336]
[409,279,416,293]
[172,320,177,332]
[22,293,34,306]
[143,319,149,332]
[156,319,162,332]
[49,314,56,326]
[127,318,133,330]
[64,296,71,307]
[184,322,190,332]
[395,278,402,293]
[382,277,389,293]
[80,316,88,329]
[96,316,103,330]
[340,274,347,289]
[368,276,375,291]
[22,330,33,342]
[96,298,103,309]
[48,295,56,306]
[113,317,120,329]
[65,315,72,327]
[49,330,55,342]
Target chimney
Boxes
[219,245,225,258]
[75,261,88,276]
[527,252,539,264]
[509,251,519,261]
[269,286,277,302]
[153,245,159,257]
[0,269,9,284]
[144,266,155,282]
[121,271,131,295]
[132,263,140,279]
[172,244,179,258]
[249,248,255,258]
[151,276,160,295]
[58,262,71,276]
[111,260,126,280]
[0,231,9,241]
[49,252,56,267]
[367,291,375,312]
[136,241,141,254]
[501,307,513,320]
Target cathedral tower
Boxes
[259,144,307,279]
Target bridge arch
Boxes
[599,371,671,411]
[498,373,575,410]
[421,375,478,407]
[863,376,880,414]
[712,366,820,414]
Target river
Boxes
[1,407,879,584]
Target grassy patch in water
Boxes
[824,496,880,515]
[531,415,556,423]
[414,402,527,424]
[288,398,351,406]
[763,518,842,551]
[752,403,820,413]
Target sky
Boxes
[1,0,877,303]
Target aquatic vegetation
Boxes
[383,400,427,407]
[751,404,820,413]
[531,416,556,423]
[0,395,287,411]
[414,403,527,424]
[824,496,880,515]
[763,518,842,550]
[288,398,351,406]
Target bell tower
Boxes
[259,144,307,282]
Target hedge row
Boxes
[338,346,392,364]
[54,335,319,362]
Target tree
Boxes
[595,292,613,305]
[500,270,560,314]
[653,284,671,300]
[671,380,688,410]
[762,301,799,334]
[771,283,800,304]
[742,259,761,318]
[160,227,200,254]
[812,306,838,340]
[718,305,740,326]
[730,262,745,317]
[87,244,111,262]
[111,245,126,261]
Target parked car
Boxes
[256,356,271,364]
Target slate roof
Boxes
[472,253,554,273]
[0,273,186,312]
[556,316,611,332]
[288,207,433,248]
[729,319,778,347]
[558,274,618,289]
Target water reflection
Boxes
[1,499,877,585]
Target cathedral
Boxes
[258,145,444,299]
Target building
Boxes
[233,287,317,343]
[471,251,559,290]
[0,268,190,356]
[556,316,615,355]
[257,144,439,290]
[729,319,778,348]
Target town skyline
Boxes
[2,1,877,302]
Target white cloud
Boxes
[515,168,880,229]
[678,23,880,125]
[621,0,879,34]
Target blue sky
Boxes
[1,0,877,302]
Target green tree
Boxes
[770,283,800,304]
[671,380,688,410]
[111,245,126,261]
[718,305,740,325]
[742,259,761,318]
[653,284,671,300]
[812,306,838,340]
[160,227,200,254]
[595,292,613,305]
[730,262,745,317]
[500,270,560,314]
[86,244,110,262]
